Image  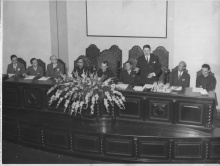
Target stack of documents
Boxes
[171,86,182,91]
[144,84,154,89]
[192,87,203,93]
[133,86,144,91]
[8,74,15,77]
[38,77,50,81]
[24,76,35,80]
[116,84,129,90]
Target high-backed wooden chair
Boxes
[128,45,143,60]
[153,46,170,83]
[97,49,117,78]
[196,69,215,77]
[74,55,91,71]
[37,59,46,76]
[17,58,26,70]
[86,44,100,69]
[57,59,66,74]
[109,45,122,78]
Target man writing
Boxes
[135,45,161,85]
[196,64,216,91]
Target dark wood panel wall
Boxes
[2,116,220,163]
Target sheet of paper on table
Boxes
[38,77,50,81]
[200,89,208,95]
[144,84,154,89]
[24,76,35,79]
[8,74,15,77]
[116,84,129,90]
[171,86,182,91]
[192,87,204,93]
[133,86,144,91]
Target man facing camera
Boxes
[24,58,43,77]
[196,64,216,91]
[46,55,64,78]
[97,61,113,81]
[135,45,161,84]
[119,61,136,84]
[7,54,25,76]
[72,57,89,78]
[170,61,190,87]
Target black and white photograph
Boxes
[1,0,220,164]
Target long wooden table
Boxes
[3,76,220,163]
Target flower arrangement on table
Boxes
[47,71,126,117]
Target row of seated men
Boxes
[7,44,216,91]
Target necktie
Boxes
[178,72,182,80]
[146,56,148,63]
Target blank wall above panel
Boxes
[86,0,167,38]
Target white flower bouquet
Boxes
[47,72,126,117]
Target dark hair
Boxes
[77,57,84,63]
[10,54,17,60]
[143,45,151,50]
[30,58,37,64]
[125,61,132,65]
[202,64,211,71]
[102,61,108,66]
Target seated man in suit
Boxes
[97,61,113,81]
[135,45,161,85]
[170,61,190,87]
[7,54,25,76]
[24,58,44,77]
[72,57,89,78]
[119,61,136,84]
[46,55,64,78]
[196,64,216,91]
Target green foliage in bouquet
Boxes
[47,72,126,116]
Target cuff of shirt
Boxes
[152,73,156,76]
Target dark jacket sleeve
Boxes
[210,76,216,91]
[154,56,162,75]
[39,67,44,77]
[59,64,64,74]
[186,73,190,87]
[7,64,10,74]
[119,71,124,82]
[25,67,30,75]
[20,64,25,75]
[46,64,50,76]
[170,72,174,86]
[196,76,201,87]
[136,56,141,69]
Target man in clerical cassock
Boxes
[72,57,89,78]
[119,61,136,84]
[170,61,190,87]
[135,45,161,85]
[97,61,113,81]
[196,64,216,91]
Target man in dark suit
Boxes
[196,64,216,91]
[7,54,25,76]
[97,61,114,81]
[46,55,64,78]
[24,58,44,77]
[119,61,136,84]
[72,57,89,78]
[135,45,161,84]
[170,61,190,87]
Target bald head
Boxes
[178,61,186,71]
[50,55,57,64]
